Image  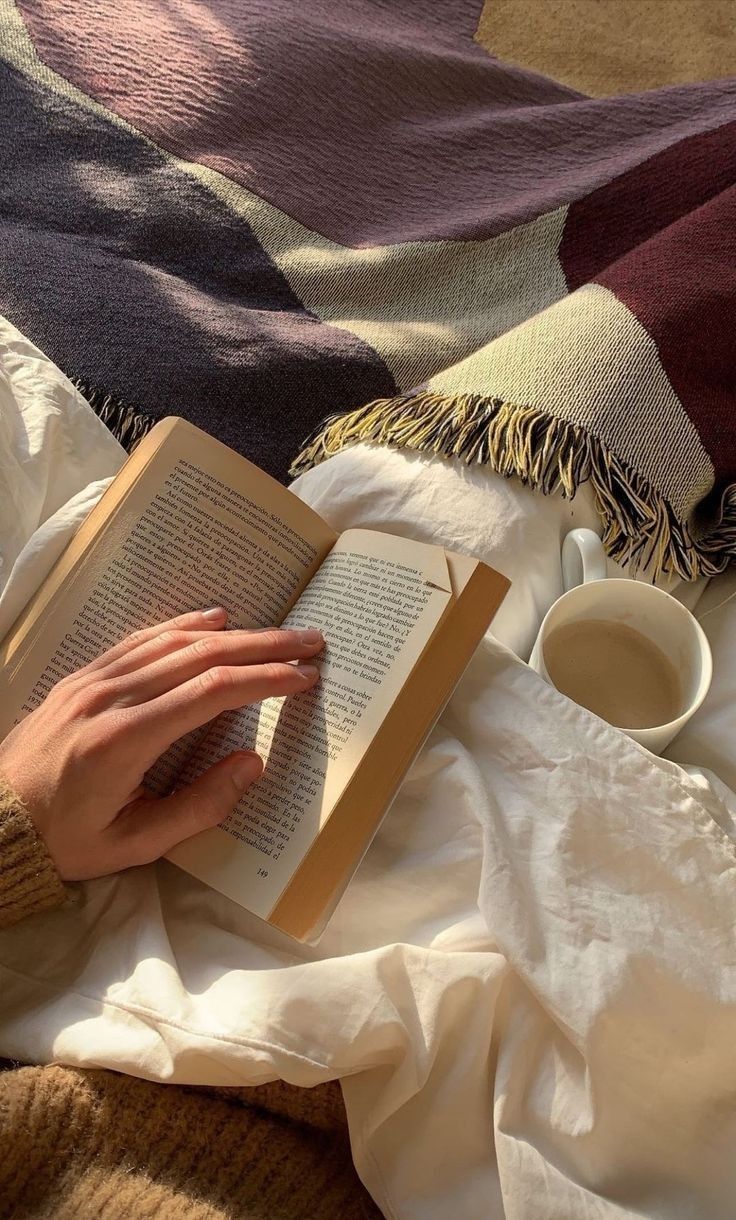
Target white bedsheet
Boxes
[1,320,736,1220]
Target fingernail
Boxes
[202,607,226,621]
[232,752,263,790]
[298,629,323,645]
[295,663,319,681]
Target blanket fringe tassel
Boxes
[291,393,736,581]
[71,378,156,454]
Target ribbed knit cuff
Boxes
[0,778,68,928]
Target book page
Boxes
[167,530,452,914]
[270,551,508,939]
[0,419,336,791]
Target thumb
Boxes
[121,751,263,865]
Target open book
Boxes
[0,418,509,940]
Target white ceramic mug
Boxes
[529,529,713,753]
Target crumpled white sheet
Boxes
[1,319,736,1220]
[0,319,122,631]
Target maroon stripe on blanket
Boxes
[16,0,736,246]
[597,186,736,487]
[560,120,736,291]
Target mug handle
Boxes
[562,528,607,591]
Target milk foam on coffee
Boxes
[543,619,684,729]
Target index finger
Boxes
[66,608,228,680]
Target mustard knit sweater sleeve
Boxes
[0,777,68,928]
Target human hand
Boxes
[0,608,322,881]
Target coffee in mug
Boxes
[528,529,713,754]
[542,619,684,730]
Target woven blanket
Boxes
[2,0,735,578]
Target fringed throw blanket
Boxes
[2,1,735,577]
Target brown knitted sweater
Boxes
[0,781,382,1220]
